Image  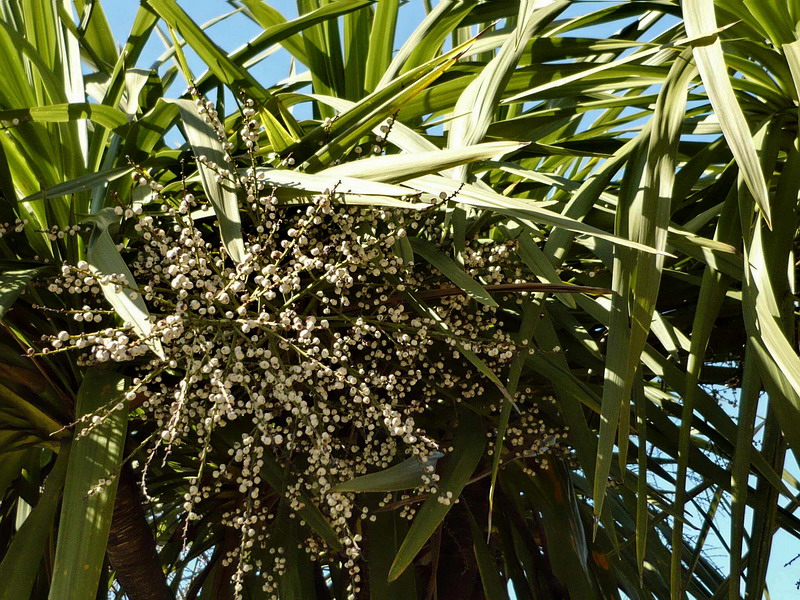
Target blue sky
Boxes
[100,2,800,597]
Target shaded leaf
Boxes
[332,453,443,493]
[388,409,485,581]
[408,237,498,307]
[0,267,48,319]
[85,208,164,359]
[0,444,69,600]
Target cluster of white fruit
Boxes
[39,92,566,599]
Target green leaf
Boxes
[87,4,159,173]
[48,371,128,600]
[541,136,639,266]
[0,379,63,442]
[0,103,128,131]
[20,166,133,203]
[743,409,784,600]
[295,37,478,171]
[741,0,794,46]
[364,0,399,92]
[297,0,346,116]
[0,267,48,319]
[0,444,69,600]
[683,0,772,227]
[633,378,649,582]
[501,40,677,106]
[728,342,759,600]
[741,225,800,458]
[671,263,729,594]
[342,4,369,101]
[782,39,800,104]
[388,409,485,581]
[332,453,443,493]
[514,227,577,308]
[506,462,600,599]
[398,282,517,407]
[168,98,244,263]
[86,208,165,359]
[303,93,440,154]
[594,49,694,524]
[367,508,417,599]
[277,518,317,600]
[147,0,298,139]
[488,300,536,535]
[408,236,497,307]
[241,0,374,69]
[379,0,475,85]
[259,452,343,552]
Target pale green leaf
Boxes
[447,0,567,180]
[406,174,669,255]
[168,99,245,263]
[250,167,413,198]
[319,141,527,183]
[86,208,164,359]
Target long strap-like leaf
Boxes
[48,370,128,600]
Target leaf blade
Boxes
[683,0,772,227]
[388,409,485,581]
[86,208,164,359]
[408,236,497,307]
[48,371,128,600]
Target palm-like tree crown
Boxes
[1,1,799,599]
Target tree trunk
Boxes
[106,465,173,600]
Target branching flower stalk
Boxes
[33,92,568,599]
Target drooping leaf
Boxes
[0,266,49,319]
[388,409,485,581]
[0,444,70,600]
[332,453,443,493]
[85,208,165,359]
[683,0,772,227]
[168,98,245,263]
